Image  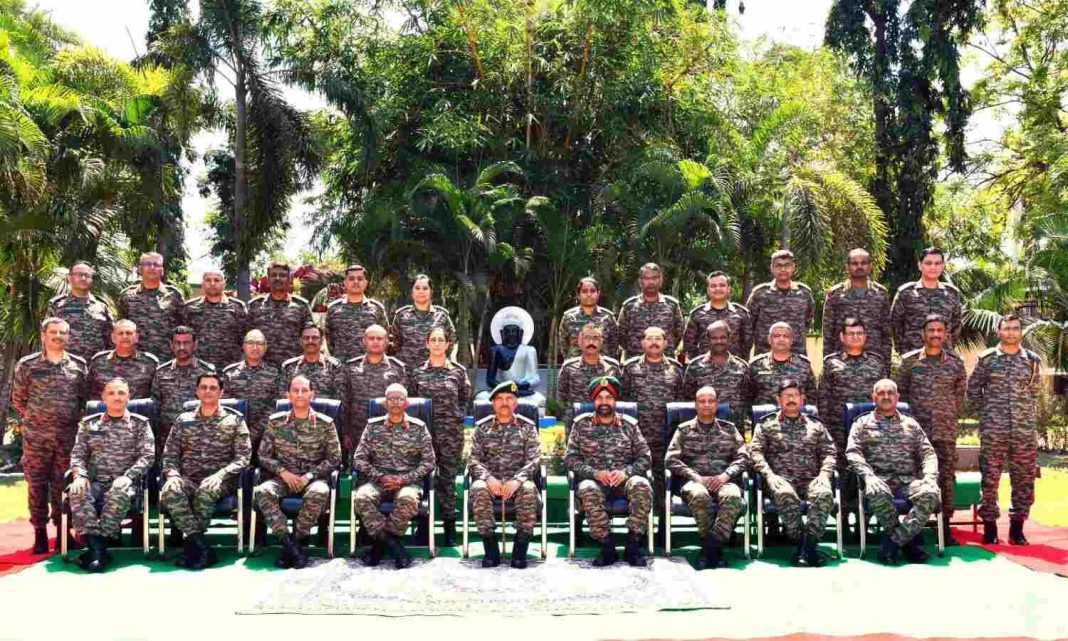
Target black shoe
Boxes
[481,533,501,568]
[790,535,805,566]
[442,519,457,547]
[186,533,208,570]
[76,550,93,570]
[413,518,430,546]
[902,534,930,564]
[177,535,196,568]
[275,533,299,569]
[85,535,107,573]
[653,524,666,550]
[32,527,48,554]
[623,532,648,567]
[982,520,999,545]
[290,536,309,569]
[804,535,827,568]
[877,535,900,565]
[592,533,618,567]
[698,534,722,570]
[510,531,531,569]
[943,514,958,546]
[361,539,386,566]
[168,526,184,549]
[385,534,413,569]
[1009,519,1029,546]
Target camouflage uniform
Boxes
[817,351,889,457]
[68,411,153,538]
[410,360,471,522]
[557,306,619,360]
[683,302,753,360]
[665,417,747,542]
[88,350,158,400]
[116,283,185,360]
[682,353,751,429]
[746,282,815,355]
[468,414,541,537]
[352,415,436,539]
[324,296,389,362]
[747,352,816,406]
[616,294,684,359]
[151,359,215,458]
[622,355,683,511]
[280,355,346,399]
[247,294,313,367]
[846,410,941,544]
[221,360,284,450]
[255,410,342,537]
[749,412,836,540]
[343,355,409,454]
[822,282,892,362]
[182,295,248,369]
[11,352,87,528]
[896,348,967,515]
[890,281,963,354]
[556,355,621,428]
[564,413,653,541]
[388,305,456,367]
[967,346,1042,522]
[160,406,251,535]
[47,293,113,361]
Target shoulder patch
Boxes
[325,297,345,309]
[474,414,496,427]
[603,356,621,367]
[222,362,241,373]
[281,356,301,369]
[81,412,104,425]
[899,348,923,362]
[129,412,151,425]
[156,359,176,371]
[291,295,310,305]
[623,355,642,367]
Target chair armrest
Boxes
[463,470,471,491]
[350,469,362,487]
[831,469,840,491]
[63,470,74,488]
[424,470,436,493]
[741,471,751,491]
[537,464,547,491]
[567,470,577,490]
[329,469,340,490]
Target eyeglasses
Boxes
[843,331,866,337]
[139,262,163,268]
[384,396,407,403]
[244,340,267,345]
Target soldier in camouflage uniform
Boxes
[389,274,456,367]
[817,319,888,462]
[255,375,341,569]
[160,372,251,569]
[749,379,836,567]
[47,261,113,361]
[116,252,184,361]
[468,381,540,568]
[967,314,1042,545]
[616,263,684,360]
[683,321,752,432]
[409,327,471,546]
[746,250,815,356]
[88,320,158,399]
[557,323,621,429]
[343,324,409,458]
[895,314,967,543]
[247,262,313,367]
[324,265,389,362]
[557,276,620,360]
[222,329,284,455]
[182,269,248,369]
[847,379,941,565]
[281,324,346,399]
[665,386,747,569]
[683,271,753,360]
[12,317,88,553]
[822,249,892,363]
[68,378,153,572]
[891,247,963,354]
[748,322,816,406]
[151,326,215,460]
[565,376,653,567]
[352,383,435,569]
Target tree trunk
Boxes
[234,59,251,300]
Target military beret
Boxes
[588,375,622,400]
[489,380,519,400]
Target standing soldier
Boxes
[222,329,284,454]
[67,378,153,572]
[47,261,113,361]
[847,379,941,565]
[352,383,435,569]
[87,320,158,399]
[746,250,815,356]
[748,322,816,406]
[343,325,409,459]
[151,326,215,460]
[255,376,342,569]
[891,247,963,354]
[665,386,748,569]
[683,272,753,360]
[557,276,619,360]
[817,318,888,460]
[683,321,752,431]
[410,327,471,546]
[281,324,346,400]
[182,269,248,369]
[556,324,621,428]
[389,274,456,367]
[565,377,653,567]
[12,317,88,553]
[967,314,1041,545]
[247,262,313,367]
[749,379,836,567]
[896,314,967,543]
[468,381,540,568]
[116,252,184,360]
[160,373,250,569]
[617,263,684,360]
[324,265,389,362]
[822,249,891,363]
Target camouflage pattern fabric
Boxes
[468,414,540,536]
[746,282,815,355]
[324,297,390,362]
[47,294,113,361]
[182,296,248,369]
[116,284,184,360]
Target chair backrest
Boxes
[369,397,432,427]
[274,398,343,423]
[472,400,539,426]
[844,401,912,433]
[751,403,820,425]
[85,398,159,428]
[569,401,638,431]
[664,401,731,446]
[181,398,248,418]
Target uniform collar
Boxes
[422,357,454,370]
[103,410,130,422]
[704,300,731,311]
[638,293,665,304]
[109,350,139,361]
[288,409,318,424]
[921,347,947,362]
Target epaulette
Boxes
[269,410,290,421]
[222,362,241,373]
[474,414,495,427]
[515,414,535,426]
[345,354,365,366]
[977,347,998,361]
[665,357,683,368]
[751,282,773,293]
[48,293,66,304]
[248,294,269,305]
[291,294,310,305]
[603,356,621,367]
[406,415,427,427]
[897,281,918,292]
[852,410,876,426]
[367,415,387,424]
[899,348,924,363]
[942,281,961,293]
[748,352,769,365]
[386,355,408,369]
[621,295,641,306]
[827,282,848,294]
[119,284,140,294]
[431,304,449,314]
[823,352,842,363]
[734,302,751,313]
[561,356,582,368]
[220,405,244,418]
[312,409,335,424]
[572,411,595,424]
[143,352,160,364]
[871,281,889,293]
[81,412,104,424]
[622,355,642,367]
[176,410,198,425]
[129,412,151,424]
[89,350,111,362]
[795,353,811,363]
[325,297,345,309]
[281,356,302,369]
[198,359,217,371]
[156,358,176,371]
[619,413,639,425]
[662,294,680,304]
[687,302,705,315]
[68,353,87,366]
[185,296,205,305]
[562,305,582,316]
[796,282,812,292]
[393,304,414,315]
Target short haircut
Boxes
[920,247,945,261]
[171,325,196,341]
[847,248,870,261]
[40,316,69,333]
[768,321,793,336]
[873,378,897,394]
[922,314,946,331]
[579,323,604,337]
[70,260,93,273]
[139,251,163,264]
[301,323,322,336]
[706,320,730,335]
[412,273,432,288]
[771,249,795,262]
[998,314,1022,330]
[695,385,718,400]
[639,263,662,276]
[113,319,137,332]
[706,271,731,285]
[102,377,129,391]
[777,378,802,395]
[364,324,387,337]
[576,276,599,293]
[643,326,666,340]
[385,383,408,397]
[268,262,291,273]
[841,317,865,331]
[289,374,312,391]
[196,372,224,389]
[345,264,367,276]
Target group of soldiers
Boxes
[10,245,1042,572]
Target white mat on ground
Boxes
[239,556,727,616]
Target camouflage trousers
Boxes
[470,479,539,537]
[639,422,666,514]
[255,479,332,538]
[680,480,744,543]
[22,441,69,528]
[764,474,833,541]
[70,480,135,538]
[827,422,858,512]
[865,478,940,545]
[353,482,422,539]
[931,438,957,517]
[160,475,238,535]
[432,422,463,521]
[979,427,1037,522]
[576,476,652,542]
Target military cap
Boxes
[588,375,622,400]
[489,380,519,400]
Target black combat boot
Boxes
[982,520,999,544]
[623,531,648,567]
[442,518,457,547]
[202,533,219,568]
[943,513,958,546]
[84,535,107,573]
[481,533,501,568]
[902,533,930,564]
[275,532,299,569]
[1008,519,1029,546]
[168,525,184,549]
[186,533,208,570]
[413,517,430,546]
[290,535,309,569]
[592,533,618,567]
[177,534,197,568]
[32,527,48,554]
[791,534,806,566]
[804,535,827,568]
[510,530,531,569]
[877,534,900,565]
[385,534,413,569]
[697,534,722,570]
[360,537,386,566]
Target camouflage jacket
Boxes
[162,406,250,485]
[817,351,889,430]
[683,301,753,360]
[116,283,185,360]
[11,351,88,446]
[665,417,747,482]
[388,304,456,367]
[182,296,248,368]
[846,410,938,489]
[259,410,341,480]
[324,296,390,362]
[557,306,619,360]
[822,281,892,362]
[281,355,346,400]
[88,350,158,400]
[565,413,651,481]
[616,294,684,359]
[967,345,1042,431]
[747,352,816,406]
[247,294,313,366]
[352,414,435,485]
[221,360,284,441]
[896,348,967,440]
[151,358,216,432]
[468,414,540,482]
[70,411,154,484]
[409,359,471,427]
[47,293,113,361]
[749,412,836,487]
[890,281,963,354]
[746,281,815,355]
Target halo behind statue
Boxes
[490,306,535,345]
